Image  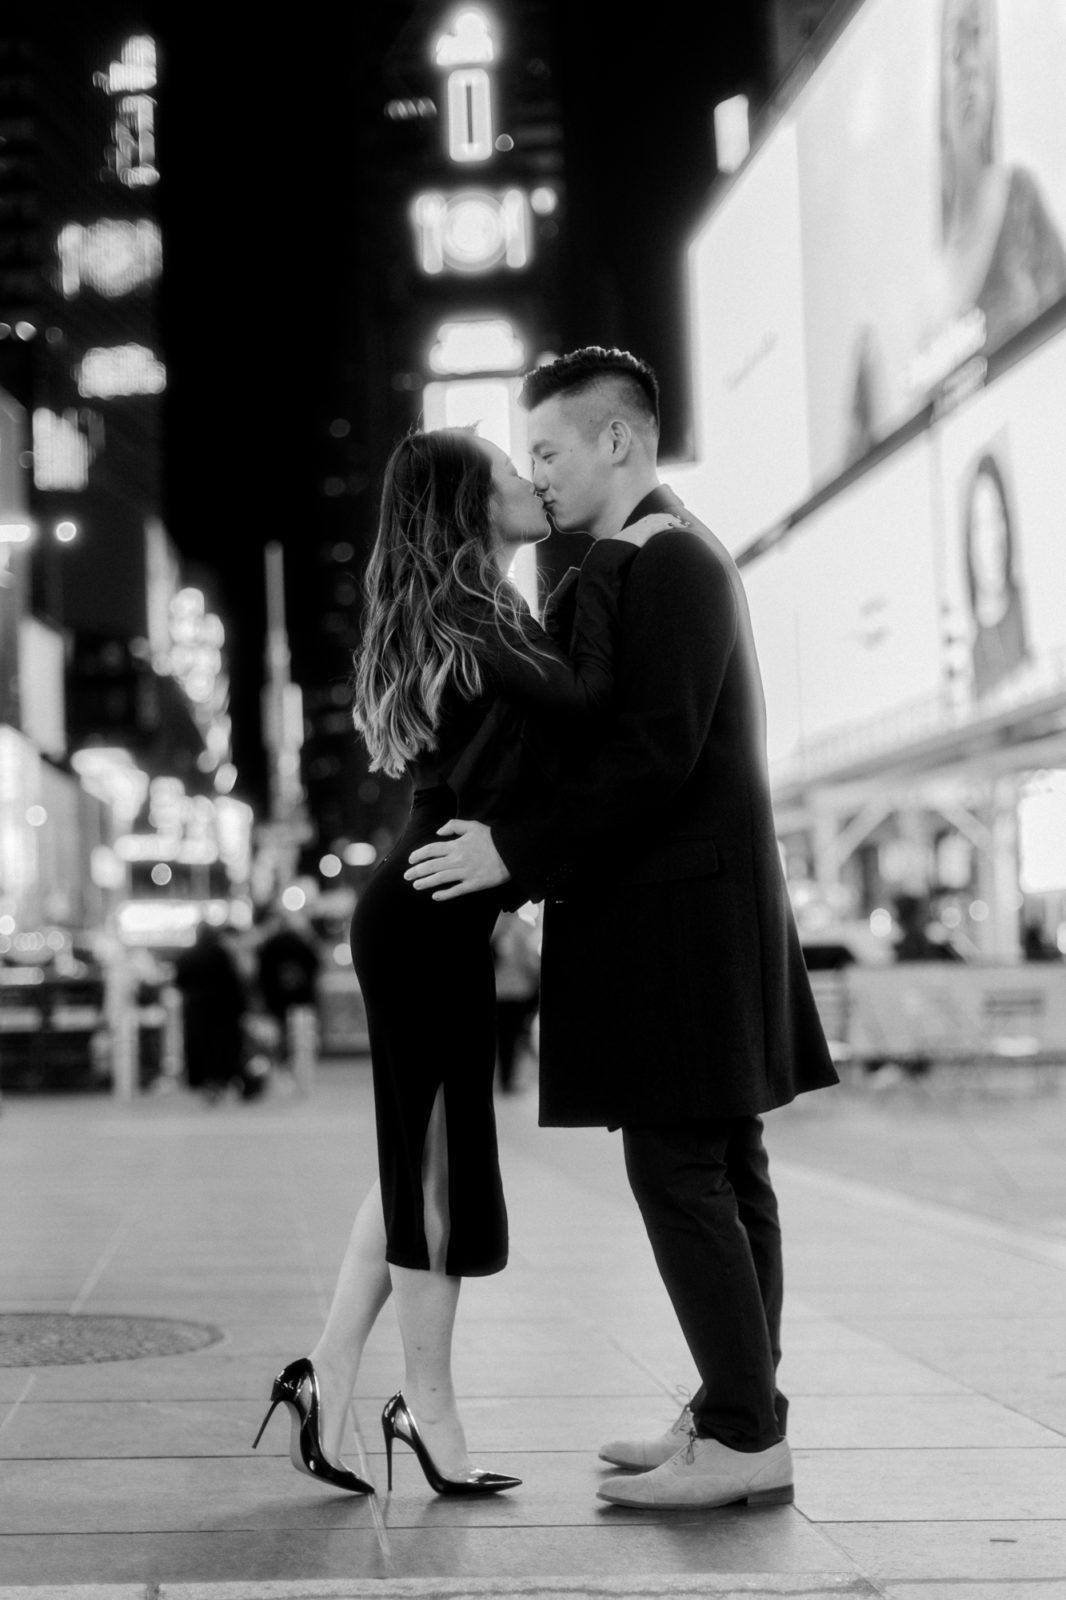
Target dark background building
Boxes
[154,1,801,866]
[26,1,823,885]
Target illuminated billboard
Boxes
[933,331,1066,717]
[684,116,810,545]
[685,0,1066,522]
[743,438,943,774]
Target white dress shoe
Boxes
[598,1403,694,1469]
[597,1435,793,1509]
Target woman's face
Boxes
[943,0,995,164]
[969,469,1011,624]
[478,437,550,548]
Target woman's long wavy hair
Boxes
[352,428,545,777]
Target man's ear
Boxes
[605,418,632,461]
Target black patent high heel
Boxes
[381,1390,521,1495]
[252,1357,373,1495]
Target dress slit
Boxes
[419,1082,452,1274]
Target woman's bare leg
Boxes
[389,1087,472,1477]
[308,1177,391,1461]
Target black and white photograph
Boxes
[2,1,1065,1592]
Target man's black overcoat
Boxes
[493,486,839,1127]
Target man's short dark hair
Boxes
[519,346,660,432]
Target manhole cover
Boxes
[0,1313,225,1366]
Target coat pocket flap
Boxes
[621,837,720,887]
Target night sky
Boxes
[153,3,768,806]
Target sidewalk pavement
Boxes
[1,1055,1065,1600]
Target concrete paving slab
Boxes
[991,1391,1066,1435]
[0,1521,860,1587]
[776,1346,970,1396]
[796,1446,1066,1520]
[5,1066,1066,1591]
[882,1584,1066,1599]
[843,1316,1066,1392]
[6,1452,853,1535]
[0,1394,696,1461]
[823,1520,1066,1581]
[787,1394,1064,1448]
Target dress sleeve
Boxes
[483,539,635,722]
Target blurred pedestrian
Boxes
[406,347,839,1511]
[172,921,247,1103]
[252,425,679,1499]
[492,911,541,1093]
[255,906,321,1068]
[893,894,963,963]
[1022,918,1061,962]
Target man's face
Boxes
[527,394,612,535]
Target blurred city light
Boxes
[1018,771,1066,894]
[55,520,78,543]
[319,853,342,878]
[32,410,93,490]
[714,94,750,174]
[412,189,529,274]
[343,842,377,867]
[77,343,166,397]
[281,886,306,912]
[95,33,157,93]
[428,317,524,374]
[435,9,495,67]
[57,219,162,298]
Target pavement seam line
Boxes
[0,1371,36,1439]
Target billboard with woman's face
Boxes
[686,0,1066,517]
[800,0,1066,490]
[935,331,1066,715]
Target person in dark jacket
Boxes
[255,907,321,1064]
[406,347,839,1510]
[172,920,247,1102]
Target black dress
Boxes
[349,543,633,1276]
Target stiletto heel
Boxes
[380,1391,520,1496]
[251,1397,281,1450]
[253,1357,373,1495]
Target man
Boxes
[406,347,838,1509]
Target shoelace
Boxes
[680,1422,699,1465]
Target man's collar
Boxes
[621,484,681,528]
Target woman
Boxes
[253,427,678,1497]
[937,0,1066,351]
[962,449,1028,698]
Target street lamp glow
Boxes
[344,842,378,867]
[55,520,79,543]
